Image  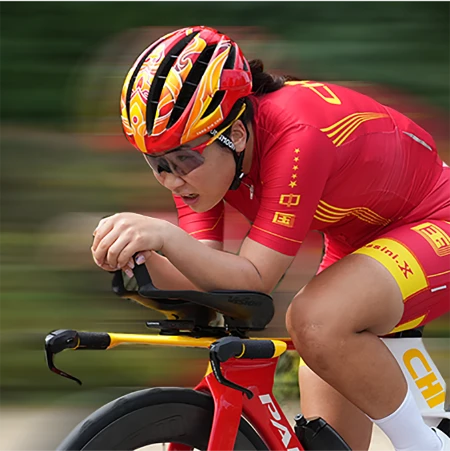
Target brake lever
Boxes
[209,339,254,399]
[44,330,82,385]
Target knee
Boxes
[286,293,341,371]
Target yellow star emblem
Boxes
[292,174,297,179]
[293,165,298,171]
[289,181,297,188]
[294,157,299,162]
[294,148,300,154]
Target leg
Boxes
[287,219,450,451]
[287,253,406,419]
[299,363,373,450]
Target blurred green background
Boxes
[1,0,449,420]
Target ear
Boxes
[230,120,248,154]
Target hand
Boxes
[91,213,169,274]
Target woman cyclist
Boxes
[92,26,450,451]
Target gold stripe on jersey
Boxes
[313,200,390,226]
[320,200,391,225]
[321,112,389,147]
[189,211,224,236]
[252,225,303,244]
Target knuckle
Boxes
[108,247,118,259]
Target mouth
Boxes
[180,193,200,206]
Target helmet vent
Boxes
[125,41,164,126]
[201,90,225,119]
[167,44,216,128]
[224,45,236,69]
[146,32,199,132]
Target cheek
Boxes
[211,147,235,173]
[188,149,232,182]
[205,152,234,187]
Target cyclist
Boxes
[92,26,450,451]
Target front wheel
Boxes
[58,387,268,450]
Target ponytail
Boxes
[220,59,298,137]
[249,59,287,96]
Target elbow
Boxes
[245,259,272,294]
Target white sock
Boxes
[370,389,442,451]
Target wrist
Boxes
[159,220,177,255]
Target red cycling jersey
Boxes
[175,81,449,256]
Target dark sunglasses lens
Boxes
[157,160,171,174]
[144,155,170,174]
[144,149,205,176]
[165,150,205,176]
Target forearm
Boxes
[144,251,202,291]
[161,223,264,292]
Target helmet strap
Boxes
[229,150,246,190]
[228,120,250,191]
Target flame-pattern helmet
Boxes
[120,26,253,154]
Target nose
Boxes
[159,171,185,191]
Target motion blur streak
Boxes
[1,3,448,450]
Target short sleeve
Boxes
[248,125,336,256]
[174,195,224,242]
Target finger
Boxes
[116,242,141,270]
[92,219,113,251]
[134,253,147,265]
[98,261,118,272]
[92,215,109,237]
[105,236,135,269]
[92,217,115,252]
[93,229,121,267]
[126,252,150,269]
[92,251,119,272]
[93,254,117,271]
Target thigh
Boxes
[287,250,404,338]
[353,219,450,333]
[299,363,373,451]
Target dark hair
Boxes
[219,59,297,141]
[249,59,293,96]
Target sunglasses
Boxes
[144,147,206,176]
[144,104,246,177]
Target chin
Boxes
[194,195,223,213]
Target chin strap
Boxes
[228,120,250,191]
[229,151,246,190]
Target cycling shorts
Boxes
[353,219,450,333]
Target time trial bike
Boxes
[44,258,450,450]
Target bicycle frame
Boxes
[45,329,449,450]
[194,356,303,451]
[47,331,302,450]
[111,334,301,450]
[168,358,304,451]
